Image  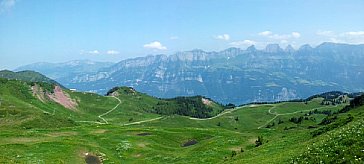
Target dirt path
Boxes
[75,120,105,125]
[257,105,338,129]
[98,96,122,124]
[75,96,121,125]
[121,117,163,126]
[188,108,240,121]
[75,96,163,126]
[188,104,265,121]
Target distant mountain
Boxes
[0,70,62,87]
[15,42,364,104]
[14,60,114,85]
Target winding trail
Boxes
[257,105,339,129]
[185,102,339,130]
[75,96,340,129]
[75,96,162,126]
[98,96,122,124]
[75,96,121,125]
[74,120,105,125]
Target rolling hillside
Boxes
[0,75,225,128]
[0,73,363,163]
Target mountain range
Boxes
[15,42,364,105]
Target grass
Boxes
[0,78,362,163]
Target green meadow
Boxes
[0,77,363,163]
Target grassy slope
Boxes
[0,78,225,128]
[0,78,76,129]
[0,78,362,163]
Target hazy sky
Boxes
[0,0,363,69]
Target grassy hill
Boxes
[0,75,363,163]
[107,86,225,119]
[0,70,62,87]
[0,78,76,129]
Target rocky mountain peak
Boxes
[220,47,242,57]
[265,44,283,53]
[246,45,257,52]
[171,49,208,61]
[298,44,313,51]
[285,45,295,53]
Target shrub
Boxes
[255,136,264,147]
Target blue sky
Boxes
[0,0,363,69]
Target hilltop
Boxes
[107,86,225,118]
[0,70,62,87]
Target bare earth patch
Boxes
[3,137,47,144]
[31,84,47,102]
[202,98,212,106]
[110,91,119,97]
[133,154,142,158]
[137,143,148,148]
[229,147,243,152]
[47,86,78,110]
[91,129,107,134]
[249,137,257,144]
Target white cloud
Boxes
[215,34,230,41]
[291,32,301,38]
[0,0,16,13]
[229,40,256,46]
[269,34,291,40]
[316,30,364,44]
[143,41,167,50]
[87,50,100,55]
[258,31,301,40]
[343,31,364,36]
[106,50,120,55]
[81,50,120,55]
[258,31,272,36]
[341,31,364,44]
